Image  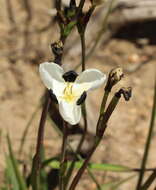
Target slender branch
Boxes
[77,32,87,154]
[136,75,156,189]
[77,0,85,16]
[78,31,88,162]
[59,121,68,190]
[74,0,113,70]
[80,33,86,71]
[80,31,88,138]
[140,171,156,190]
[30,92,51,190]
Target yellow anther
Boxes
[62,82,77,103]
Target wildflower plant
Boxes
[30,1,133,190]
[3,0,156,190]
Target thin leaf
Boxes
[136,74,156,189]
[101,174,136,190]
[39,146,48,190]
[7,135,27,190]
[18,103,41,155]
[5,156,19,190]
[44,159,130,172]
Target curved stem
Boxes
[31,91,51,190]
[59,121,68,190]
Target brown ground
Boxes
[0,0,156,189]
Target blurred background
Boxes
[0,0,156,189]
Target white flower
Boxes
[39,62,106,125]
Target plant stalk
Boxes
[30,92,51,190]
[136,75,156,190]
[64,31,87,188]
[69,91,122,190]
[59,121,68,190]
[100,90,109,114]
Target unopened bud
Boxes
[51,41,63,56]
[105,67,124,92]
[51,41,64,65]
[115,87,132,101]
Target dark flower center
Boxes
[62,70,78,82]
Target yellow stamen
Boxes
[61,82,77,103]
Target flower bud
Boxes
[51,41,63,57]
[105,67,124,92]
[51,41,64,65]
[115,87,132,101]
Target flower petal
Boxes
[73,69,106,94]
[39,62,64,88]
[59,100,81,125]
[76,69,106,90]
[39,62,65,97]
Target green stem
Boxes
[31,92,51,190]
[100,90,109,114]
[136,76,156,190]
[97,94,120,137]
[7,135,27,190]
[59,121,68,190]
